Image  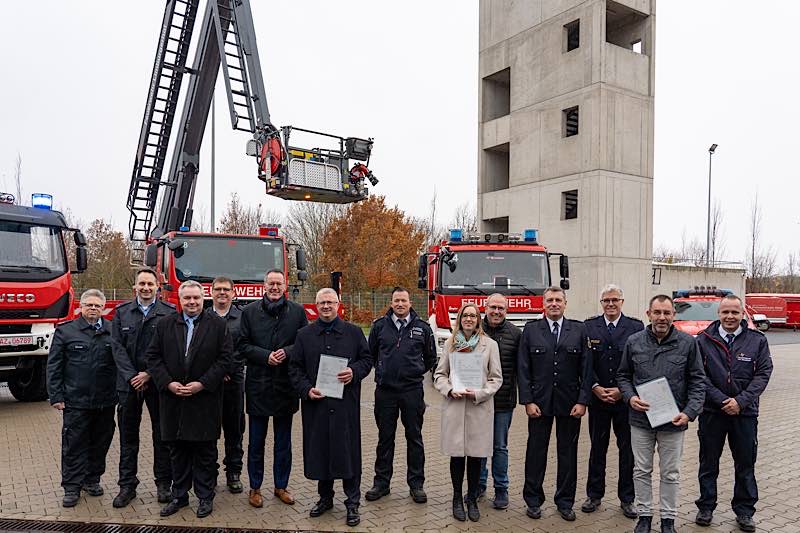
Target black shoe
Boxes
[409,487,427,503]
[112,487,137,508]
[365,485,390,501]
[736,515,756,532]
[226,473,243,494]
[452,496,466,521]
[62,491,80,508]
[196,499,213,518]
[634,516,652,533]
[581,497,601,513]
[81,483,103,497]
[660,518,676,533]
[492,488,509,510]
[526,505,542,519]
[160,498,189,517]
[558,507,576,521]
[346,506,360,527]
[309,498,333,517]
[156,484,172,504]
[621,501,638,519]
[695,509,713,526]
[465,498,480,522]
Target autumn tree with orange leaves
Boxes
[318,196,425,292]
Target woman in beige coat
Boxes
[434,303,502,522]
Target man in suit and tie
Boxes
[581,284,643,519]
[517,286,593,522]
[147,280,233,519]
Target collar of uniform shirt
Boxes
[392,313,410,329]
[718,324,742,340]
[545,317,563,330]
[604,315,620,328]
[137,297,156,316]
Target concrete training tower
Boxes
[477,0,656,319]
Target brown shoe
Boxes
[274,487,295,505]
[248,489,263,508]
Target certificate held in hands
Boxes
[316,354,349,400]
[450,351,484,393]
[635,376,680,428]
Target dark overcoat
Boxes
[288,317,373,480]
[146,309,233,441]
[237,296,309,416]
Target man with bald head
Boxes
[289,288,373,528]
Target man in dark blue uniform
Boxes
[694,294,772,532]
[581,284,643,519]
[209,276,245,494]
[517,286,592,522]
[47,289,118,508]
[111,268,175,508]
[365,287,435,504]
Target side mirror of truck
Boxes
[73,246,87,273]
[417,255,427,289]
[74,231,87,247]
[296,249,308,272]
[144,244,159,267]
[559,255,569,279]
[560,278,570,291]
[297,270,308,282]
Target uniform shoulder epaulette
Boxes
[566,317,583,324]
[625,316,644,324]
[585,314,602,321]
[372,316,383,324]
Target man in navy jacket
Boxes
[694,294,772,533]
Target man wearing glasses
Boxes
[288,288,373,527]
[47,289,118,508]
[581,284,643,520]
[210,276,245,494]
[110,268,175,508]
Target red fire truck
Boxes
[672,287,764,336]
[0,193,87,401]
[746,293,800,330]
[418,229,569,355]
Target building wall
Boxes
[478,0,657,319]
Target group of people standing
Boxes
[46,273,772,532]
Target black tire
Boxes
[8,358,49,402]
[757,322,770,332]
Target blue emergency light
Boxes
[449,228,463,242]
[179,226,190,232]
[31,193,53,210]
[523,229,538,242]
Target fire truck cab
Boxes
[672,287,764,336]
[0,193,87,401]
[418,229,569,355]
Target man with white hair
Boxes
[581,284,643,519]
[47,289,118,508]
[289,288,373,528]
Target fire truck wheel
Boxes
[758,322,770,332]
[8,359,49,402]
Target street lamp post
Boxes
[706,143,718,267]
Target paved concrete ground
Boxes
[1,344,798,532]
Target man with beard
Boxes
[289,288,373,527]
[238,269,308,507]
[365,287,435,504]
[111,268,175,507]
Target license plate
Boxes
[0,336,34,346]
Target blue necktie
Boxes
[608,322,616,336]
[94,322,102,332]
[552,321,559,344]
[398,318,407,331]
[185,317,195,357]
[726,333,735,347]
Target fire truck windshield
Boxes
[173,236,284,284]
[0,222,67,280]
[674,300,719,321]
[440,251,549,294]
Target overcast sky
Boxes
[1,0,797,268]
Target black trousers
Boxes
[523,414,581,510]
[586,405,634,503]
[117,387,172,488]
[222,381,245,475]
[318,476,360,508]
[61,406,116,491]
[696,412,759,517]
[372,386,426,490]
[450,456,481,499]
[168,440,218,502]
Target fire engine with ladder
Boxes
[126,0,377,314]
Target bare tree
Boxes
[746,193,777,291]
[785,251,800,293]
[283,201,344,284]
[709,198,726,264]
[411,188,447,249]
[217,192,283,235]
[448,201,478,233]
[14,153,23,205]
[653,229,707,266]
[192,202,211,233]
